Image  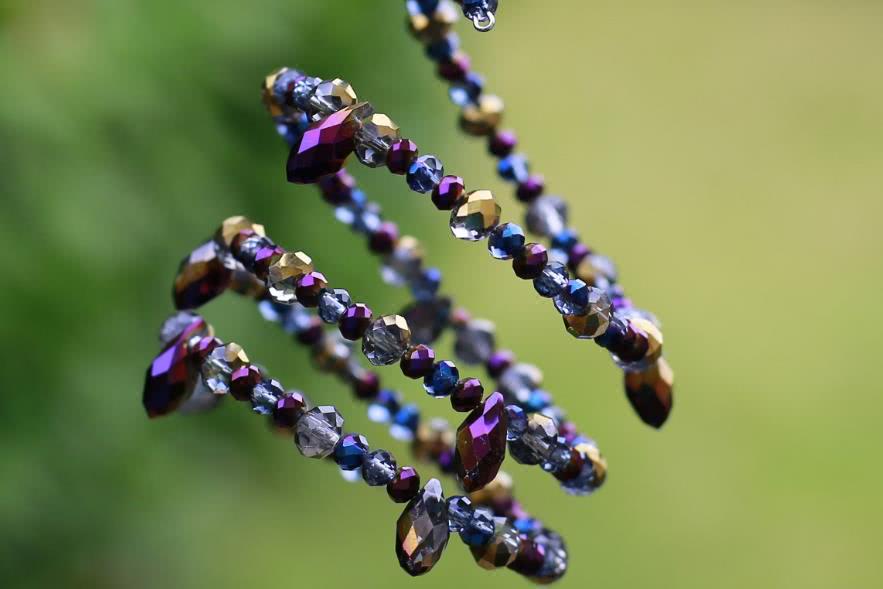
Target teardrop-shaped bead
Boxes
[395,478,450,576]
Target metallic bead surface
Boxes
[362,449,398,486]
[200,342,249,395]
[388,466,421,503]
[294,406,345,458]
[454,392,508,492]
[286,105,361,183]
[355,112,401,167]
[173,241,231,310]
[561,287,612,339]
[362,314,412,366]
[460,94,504,136]
[470,519,520,569]
[267,251,314,304]
[395,478,450,576]
[215,215,266,249]
[142,316,208,418]
[334,433,370,471]
[525,195,568,237]
[512,243,548,280]
[624,357,673,428]
[533,262,569,298]
[424,360,460,398]
[308,78,358,115]
[450,189,501,241]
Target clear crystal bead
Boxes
[450,190,501,241]
[355,113,401,167]
[308,78,358,116]
[505,405,527,441]
[201,343,249,395]
[295,406,344,458]
[453,319,496,365]
[525,195,568,237]
[381,236,424,286]
[159,311,201,345]
[533,262,569,298]
[251,379,283,416]
[362,315,412,366]
[318,288,352,323]
[361,449,397,486]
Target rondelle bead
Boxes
[273,391,308,429]
[308,78,358,116]
[173,241,231,310]
[470,520,520,570]
[252,244,286,281]
[516,175,545,202]
[381,235,424,286]
[533,262,569,298]
[229,364,262,402]
[318,169,356,205]
[454,319,496,365]
[559,438,608,495]
[424,360,460,398]
[489,129,517,157]
[251,379,283,416]
[450,190,501,241]
[318,288,352,323]
[362,449,398,486]
[460,94,504,136]
[411,267,442,302]
[624,357,673,428]
[363,314,412,366]
[553,279,593,316]
[432,175,466,211]
[512,243,548,279]
[451,378,484,412]
[261,67,289,118]
[525,195,568,237]
[407,0,458,43]
[488,222,526,259]
[355,112,401,167]
[334,433,370,471]
[407,155,445,193]
[401,345,437,378]
[575,253,619,289]
[267,251,314,305]
[446,495,474,532]
[395,478,450,577]
[387,139,419,175]
[368,221,399,254]
[562,288,612,340]
[387,466,421,503]
[460,506,495,546]
[201,342,249,395]
[215,215,266,249]
[295,406,344,459]
[338,303,374,341]
[293,271,328,307]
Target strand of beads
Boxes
[143,310,569,581]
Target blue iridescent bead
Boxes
[407,155,445,193]
[498,154,530,183]
[514,517,541,535]
[334,433,370,471]
[368,389,401,423]
[318,289,352,323]
[533,262,569,298]
[551,229,579,251]
[391,404,421,441]
[460,507,495,546]
[362,449,397,486]
[423,360,460,398]
[275,113,309,146]
[426,33,459,61]
[554,279,591,315]
[411,267,442,302]
[506,404,528,441]
[488,223,526,260]
[446,496,474,533]
[449,72,485,107]
[525,389,553,413]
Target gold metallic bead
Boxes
[450,190,502,241]
[229,269,267,299]
[215,215,266,249]
[470,521,521,569]
[309,78,359,117]
[460,94,504,136]
[572,440,608,490]
[412,418,454,463]
[261,67,288,118]
[468,470,513,507]
[575,253,617,288]
[267,251,314,305]
[355,113,401,167]
[407,0,459,43]
[312,334,353,374]
[624,357,674,428]
[630,317,663,365]
[221,342,250,369]
[562,290,612,339]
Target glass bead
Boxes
[541,438,574,473]
[362,314,412,366]
[401,297,451,345]
[624,357,673,428]
[395,479,450,577]
[308,78,358,116]
[411,267,442,302]
[215,215,266,249]
[367,389,401,424]
[391,405,421,441]
[516,175,545,202]
[553,279,592,315]
[355,112,401,167]
[318,288,352,323]
[406,155,445,193]
[174,241,231,310]
[551,228,579,251]
[512,243,548,280]
[267,251,314,305]
[387,138,419,175]
[424,360,460,398]
[453,392,507,492]
[251,379,283,416]
[498,363,543,405]
[446,496,474,533]
[450,190,501,241]
[437,51,471,82]
[334,433,370,471]
[295,406,344,459]
[454,319,496,365]
[562,288,613,340]
[533,262,569,298]
[432,175,466,211]
[387,466,421,503]
[294,271,328,307]
[497,154,530,183]
[143,318,209,418]
[401,344,436,379]
[460,506,495,546]
[521,412,559,459]
[273,391,308,429]
[407,0,458,43]
[575,253,619,289]
[612,317,663,370]
[486,349,514,379]
[460,94,504,136]
[559,439,607,496]
[506,405,528,441]
[369,221,399,255]
[200,342,249,395]
[525,389,552,413]
[362,449,397,486]
[489,129,517,157]
[525,195,568,237]
[426,31,459,61]
[451,378,484,412]
[487,222,525,259]
[159,311,201,345]
[381,235,424,286]
[470,519,520,570]
[229,364,262,402]
[448,72,484,107]
[535,530,569,582]
[286,105,361,183]
[462,0,499,20]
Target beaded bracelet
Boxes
[144,311,569,580]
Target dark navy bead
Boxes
[497,154,530,183]
[459,507,495,546]
[551,229,580,251]
[334,433,370,470]
[446,496,475,533]
[424,360,460,398]
[392,404,421,438]
[407,155,445,193]
[411,267,443,302]
[426,33,460,61]
[449,72,485,107]
[525,389,552,413]
[488,223,526,260]
[594,315,628,349]
[554,279,591,315]
[533,262,569,298]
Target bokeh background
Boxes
[2,0,883,587]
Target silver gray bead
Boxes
[308,78,358,116]
[362,315,412,366]
[159,311,200,345]
[454,319,496,365]
[498,363,543,404]
[361,449,397,486]
[295,406,344,458]
[251,379,283,416]
[355,113,401,167]
[525,195,568,237]
[318,289,352,324]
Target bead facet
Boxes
[287,106,361,183]
[362,449,398,486]
[388,466,421,503]
[450,190,501,241]
[267,251,314,304]
[488,223,526,259]
[362,314,412,366]
[173,241,231,310]
[624,357,673,428]
[424,360,460,398]
[355,112,401,167]
[294,406,344,458]
[395,478,450,576]
[454,392,508,492]
[512,243,548,279]
[407,155,445,193]
[334,433,370,471]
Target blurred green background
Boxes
[2,0,883,587]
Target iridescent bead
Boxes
[368,221,399,255]
[460,506,495,546]
[486,349,515,379]
[562,288,612,339]
[331,304,368,342]
[407,155,445,193]
[353,370,381,400]
[267,251,314,305]
[295,316,324,345]
[362,449,397,486]
[567,242,591,270]
[516,175,545,202]
[407,0,458,43]
[497,154,530,183]
[424,360,460,398]
[533,262,569,298]
[252,245,285,280]
[289,74,321,111]
[462,0,499,21]
[575,253,618,289]
[214,215,266,249]
[334,433,370,471]
[402,297,451,345]
[395,478,450,577]
[624,357,673,428]
[381,235,424,286]
[431,175,466,211]
[173,241,231,310]
[512,243,548,280]
[612,317,663,371]
[559,439,607,495]
[294,406,344,459]
[142,317,209,418]
[454,392,507,492]
[525,389,552,413]
[449,72,484,106]
[308,78,358,116]
[488,223,526,259]
[541,438,574,473]
[251,379,283,416]
[387,138,419,175]
[454,319,496,365]
[551,228,579,252]
[451,377,484,413]
[508,413,558,465]
[446,496,474,532]
[489,130,517,157]
[525,195,568,237]
[318,169,356,205]
[391,404,421,441]
[273,391,308,429]
[262,67,289,118]
[229,364,262,402]
[413,418,455,462]
[286,105,361,183]
[355,112,401,167]
[505,405,528,441]
[508,538,545,577]
[411,267,442,302]
[362,315,412,366]
[460,94,504,136]
[200,342,249,395]
[470,519,520,569]
[498,363,543,404]
[450,190,501,241]
[401,345,436,379]
[553,279,592,315]
[158,311,202,346]
[437,52,471,82]
[426,31,459,61]
[316,288,351,323]
[533,529,569,582]
[293,271,327,307]
[387,466,421,503]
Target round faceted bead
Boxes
[215,216,266,249]
[568,242,591,270]
[190,335,222,362]
[362,315,412,366]
[407,0,458,43]
[432,175,466,211]
[308,78,358,116]
[513,243,548,279]
[355,112,401,167]
[201,342,249,395]
[251,379,284,416]
[460,94,504,136]
[489,130,517,157]
[526,195,568,237]
[318,288,352,323]
[516,175,545,203]
[486,349,515,379]
[460,507,495,546]
[253,245,286,280]
[362,449,397,486]
[387,466,421,503]
[424,360,460,398]
[451,378,484,412]
[318,169,356,205]
[295,406,344,459]
[353,370,381,400]
[407,155,445,193]
[273,391,308,429]
[497,154,530,184]
[337,303,373,341]
[562,289,612,339]
[267,251,314,304]
[412,417,455,463]
[624,357,673,428]
[488,223,525,260]
[230,364,262,402]
[575,253,618,289]
[334,433,370,471]
[450,190,501,241]
[533,262,569,298]
[471,520,520,570]
[505,405,528,441]
[387,138,419,175]
[381,235,424,286]
[553,279,592,315]
[401,345,436,379]
[368,221,398,255]
[454,319,496,365]
[293,271,327,307]
[446,496,474,533]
